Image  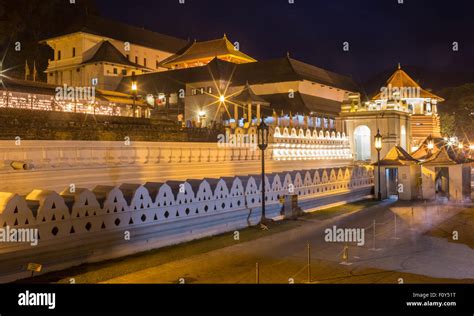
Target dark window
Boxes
[156,60,159,69]
[132,71,136,76]
[126,54,129,60]
[57,50,61,60]
[144,58,147,67]
[113,68,118,74]
[72,47,76,57]
[135,56,138,64]
[122,69,127,75]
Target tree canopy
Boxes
[438,83,474,140]
[0,0,99,81]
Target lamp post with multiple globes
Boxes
[257,119,269,223]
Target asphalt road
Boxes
[103,200,474,284]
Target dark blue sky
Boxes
[96,0,474,85]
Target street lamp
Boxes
[257,119,269,224]
[131,74,138,118]
[374,129,382,201]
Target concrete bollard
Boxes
[282,194,303,220]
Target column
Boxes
[234,103,239,127]
[247,103,252,126]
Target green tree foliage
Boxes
[0,0,99,81]
[438,83,474,140]
[439,112,456,137]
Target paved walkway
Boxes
[104,201,474,283]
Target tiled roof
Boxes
[118,57,359,94]
[372,65,444,101]
[82,41,143,68]
[421,146,471,165]
[260,92,342,116]
[232,56,360,91]
[161,35,256,67]
[376,146,419,166]
[41,15,190,54]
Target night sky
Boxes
[96,0,474,88]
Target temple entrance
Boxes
[385,168,399,200]
[435,167,449,199]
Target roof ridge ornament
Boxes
[398,62,401,70]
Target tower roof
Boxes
[161,35,256,68]
[372,65,444,101]
[420,146,471,165]
[374,146,419,166]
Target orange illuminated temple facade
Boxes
[370,64,443,146]
[0,14,449,161]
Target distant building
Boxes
[40,15,190,90]
[341,65,443,162]
[117,56,360,126]
[374,139,472,202]
[370,64,444,147]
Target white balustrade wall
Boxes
[0,130,351,170]
[272,126,352,160]
[0,166,373,282]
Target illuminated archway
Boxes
[354,125,371,161]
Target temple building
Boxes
[40,15,191,90]
[370,64,444,147]
[117,55,360,127]
[374,134,472,202]
[341,64,443,162]
[2,14,462,170]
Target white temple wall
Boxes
[0,166,373,282]
[0,140,353,194]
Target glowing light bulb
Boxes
[219,95,225,102]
